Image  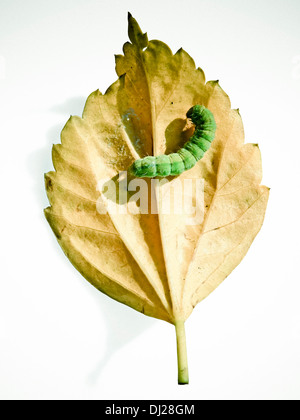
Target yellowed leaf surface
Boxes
[45,15,269,340]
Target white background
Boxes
[0,0,299,400]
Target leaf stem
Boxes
[175,320,189,385]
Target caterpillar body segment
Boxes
[129,105,216,178]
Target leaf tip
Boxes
[127,13,148,49]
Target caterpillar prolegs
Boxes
[129,105,216,178]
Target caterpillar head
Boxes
[187,105,216,130]
[186,106,195,119]
[186,104,205,121]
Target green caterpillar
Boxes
[129,105,216,178]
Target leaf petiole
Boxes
[175,320,189,385]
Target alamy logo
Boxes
[96,172,205,226]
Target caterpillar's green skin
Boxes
[129,105,216,178]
